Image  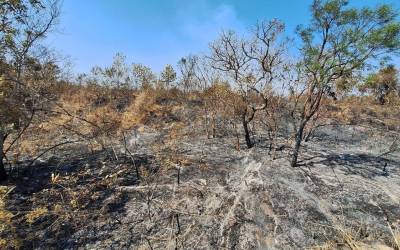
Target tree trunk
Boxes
[304,127,313,142]
[291,121,305,167]
[233,123,240,151]
[378,95,385,105]
[212,113,216,138]
[0,131,7,181]
[242,114,253,149]
[204,108,210,139]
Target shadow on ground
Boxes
[300,152,398,179]
[1,149,154,249]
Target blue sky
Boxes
[47,0,400,74]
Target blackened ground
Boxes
[1,124,400,249]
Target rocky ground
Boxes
[1,124,399,249]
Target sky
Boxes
[46,0,400,74]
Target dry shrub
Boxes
[154,87,183,105]
[124,88,184,128]
[151,121,188,175]
[86,106,122,136]
[58,85,94,108]
[316,96,400,131]
[5,85,186,161]
[120,89,158,127]
[203,83,246,138]
[132,90,157,113]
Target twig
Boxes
[5,109,35,154]
[28,139,82,167]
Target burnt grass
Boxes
[2,149,151,249]
[1,122,400,249]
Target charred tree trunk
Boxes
[291,121,305,167]
[211,113,216,138]
[378,95,386,105]
[232,122,240,151]
[242,113,253,149]
[0,159,6,181]
[204,108,210,139]
[0,131,7,181]
[303,128,313,142]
